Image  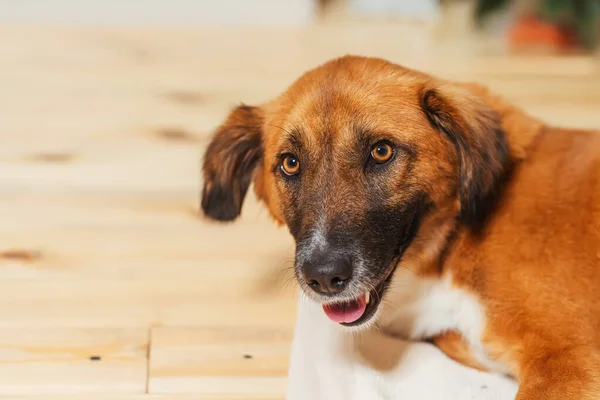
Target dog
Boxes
[200,55,600,400]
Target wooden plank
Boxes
[0,280,298,328]
[0,192,298,329]
[148,327,292,397]
[0,328,148,394]
[0,193,295,278]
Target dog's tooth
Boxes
[365,292,370,304]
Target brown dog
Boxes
[201,55,600,400]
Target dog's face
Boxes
[202,56,510,328]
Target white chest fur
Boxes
[380,269,509,374]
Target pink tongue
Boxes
[322,295,367,324]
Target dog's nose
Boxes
[301,254,352,295]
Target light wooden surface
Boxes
[149,327,292,396]
[0,328,148,394]
[0,12,599,399]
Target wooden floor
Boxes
[0,14,599,399]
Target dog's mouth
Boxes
[321,263,397,327]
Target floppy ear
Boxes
[201,105,263,221]
[421,83,512,228]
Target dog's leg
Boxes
[516,346,600,400]
[432,331,491,372]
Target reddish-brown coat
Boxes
[202,56,600,399]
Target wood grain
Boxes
[0,5,598,397]
[0,328,148,394]
[149,327,292,397]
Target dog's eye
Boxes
[370,142,394,163]
[281,155,300,176]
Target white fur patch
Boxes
[286,296,519,400]
[380,268,510,375]
[295,216,328,265]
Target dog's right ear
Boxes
[421,83,511,228]
[201,105,264,222]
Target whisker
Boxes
[274,260,296,286]
[363,280,381,303]
[281,275,298,291]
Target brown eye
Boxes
[371,142,394,163]
[281,155,300,176]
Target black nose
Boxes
[301,253,352,295]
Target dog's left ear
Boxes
[201,105,264,222]
[421,83,512,227]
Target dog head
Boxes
[201,56,511,328]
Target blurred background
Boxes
[0,0,598,399]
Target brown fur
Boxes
[201,55,600,399]
[433,330,489,372]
